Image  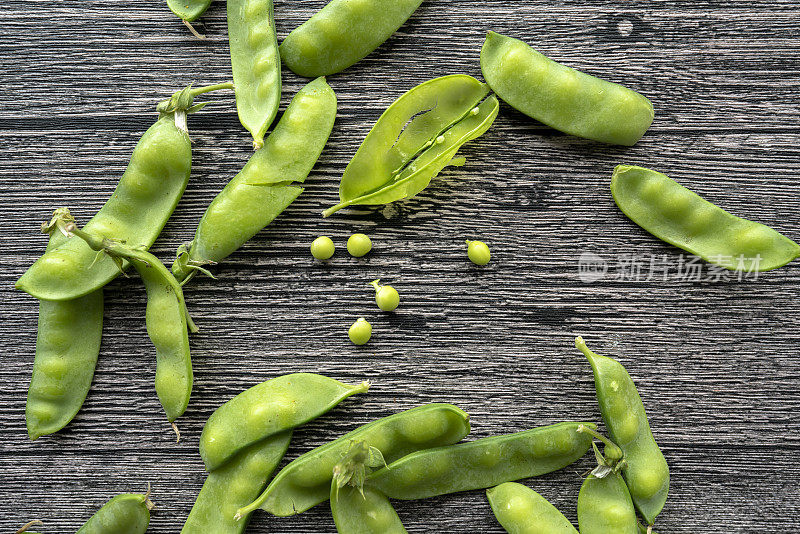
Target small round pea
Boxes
[310,236,335,260]
[348,318,372,345]
[370,279,399,311]
[347,233,372,257]
[466,240,491,265]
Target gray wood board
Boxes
[2,0,799,532]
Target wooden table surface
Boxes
[2,1,799,532]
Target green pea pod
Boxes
[480,31,653,146]
[323,75,497,217]
[367,421,594,500]
[611,165,800,271]
[576,337,669,525]
[182,432,292,533]
[228,0,281,148]
[577,473,638,534]
[486,482,577,534]
[172,77,337,282]
[280,0,424,77]
[16,83,233,302]
[200,374,369,472]
[27,210,103,440]
[237,403,471,518]
[168,0,212,22]
[331,484,407,534]
[76,491,154,534]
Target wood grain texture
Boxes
[2,0,800,532]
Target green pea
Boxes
[347,233,373,257]
[611,165,800,271]
[76,490,154,534]
[331,484,407,534]
[181,432,291,534]
[280,0,424,77]
[370,279,399,311]
[576,337,669,525]
[367,422,595,500]
[577,472,638,534]
[311,236,336,260]
[167,0,212,23]
[348,318,372,345]
[480,31,653,146]
[487,482,578,534]
[466,240,491,265]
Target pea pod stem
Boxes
[16,520,43,533]
[183,20,206,40]
[576,424,623,461]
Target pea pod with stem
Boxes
[577,442,638,534]
[167,0,213,38]
[16,82,233,302]
[486,482,578,534]
[76,486,155,534]
[26,209,103,440]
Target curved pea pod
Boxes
[168,0,212,22]
[368,422,595,500]
[577,473,638,534]
[280,0,424,77]
[323,75,498,216]
[172,77,337,282]
[228,0,281,148]
[182,431,291,533]
[487,482,577,534]
[76,491,154,534]
[480,31,653,146]
[611,165,800,271]
[200,374,369,472]
[576,337,669,525]
[236,403,471,518]
[331,484,407,534]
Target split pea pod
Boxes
[182,432,292,533]
[16,83,232,302]
[172,77,337,282]
[26,209,103,440]
[576,337,669,525]
[367,421,595,500]
[237,403,471,518]
[480,31,653,146]
[331,484,407,534]
[76,489,154,534]
[487,482,577,534]
[577,473,638,534]
[280,0,424,77]
[611,164,800,271]
[228,0,281,148]
[200,374,369,472]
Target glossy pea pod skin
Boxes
[228,0,281,148]
[480,31,654,146]
[237,403,471,518]
[367,421,595,500]
[76,493,153,534]
[27,224,103,440]
[172,77,337,282]
[200,374,369,472]
[168,0,212,22]
[331,484,407,534]
[487,482,577,534]
[577,473,638,534]
[576,337,669,525]
[611,165,800,271]
[280,0,424,77]
[182,432,292,533]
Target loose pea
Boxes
[347,233,372,257]
[466,240,491,265]
[311,236,335,260]
[487,482,578,534]
[370,279,399,311]
[348,318,372,345]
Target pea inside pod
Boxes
[480,31,653,146]
[486,482,578,534]
[611,164,800,271]
[76,489,154,534]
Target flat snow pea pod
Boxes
[236,403,471,518]
[172,77,337,282]
[487,482,577,534]
[331,484,407,534]
[76,490,154,534]
[27,210,103,440]
[182,431,292,533]
[168,0,213,23]
[611,165,800,271]
[228,0,281,148]
[16,83,233,302]
[480,31,653,146]
[280,0,424,77]
[576,337,669,525]
[200,374,369,472]
[577,473,638,534]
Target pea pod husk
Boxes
[577,472,638,534]
[487,482,578,534]
[76,492,154,534]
